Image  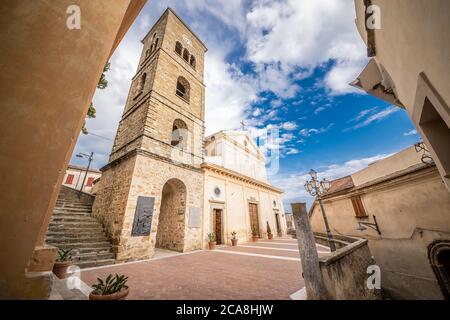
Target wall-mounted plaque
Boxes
[131,196,155,237]
[188,207,201,228]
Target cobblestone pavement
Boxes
[80,238,330,300]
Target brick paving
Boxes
[80,238,328,300]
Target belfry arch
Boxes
[156,178,187,252]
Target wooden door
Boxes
[213,209,222,245]
[248,203,260,237]
[275,213,282,236]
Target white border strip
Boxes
[214,249,300,261]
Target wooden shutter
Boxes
[65,174,74,184]
[351,195,367,218]
[86,177,94,187]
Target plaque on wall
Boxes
[131,196,155,237]
[188,207,201,228]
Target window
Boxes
[175,41,183,55]
[171,119,188,149]
[176,76,190,102]
[65,174,74,185]
[86,177,95,187]
[137,73,146,91]
[153,38,159,49]
[183,48,189,62]
[190,55,196,69]
[351,195,367,218]
[145,49,150,57]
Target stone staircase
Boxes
[46,186,115,268]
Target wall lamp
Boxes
[356,215,381,235]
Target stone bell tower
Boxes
[92,8,207,262]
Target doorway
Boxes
[156,178,186,252]
[248,203,260,237]
[429,240,450,299]
[213,209,223,245]
[275,212,282,236]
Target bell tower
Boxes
[93,8,207,262]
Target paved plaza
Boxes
[80,238,330,300]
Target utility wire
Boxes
[87,131,114,141]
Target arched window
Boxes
[137,73,146,91]
[175,41,183,55]
[190,55,196,69]
[154,38,159,49]
[150,44,154,53]
[176,76,190,102]
[145,49,150,57]
[182,48,190,62]
[171,119,188,149]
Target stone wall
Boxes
[316,236,381,300]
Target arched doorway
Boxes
[428,240,450,299]
[156,178,186,252]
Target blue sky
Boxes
[71,0,420,208]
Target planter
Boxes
[231,239,238,246]
[52,261,73,279]
[251,236,259,242]
[89,288,129,300]
[268,234,273,240]
[208,241,216,250]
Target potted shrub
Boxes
[251,225,259,242]
[52,248,73,279]
[266,222,273,240]
[89,274,129,300]
[208,233,216,250]
[231,231,238,246]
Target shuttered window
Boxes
[351,195,367,218]
[86,177,95,187]
[65,174,74,185]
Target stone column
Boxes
[291,203,328,300]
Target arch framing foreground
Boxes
[428,240,450,299]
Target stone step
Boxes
[76,259,116,269]
[50,241,112,250]
[48,221,100,228]
[77,247,114,254]
[54,207,92,212]
[72,251,115,262]
[46,230,105,238]
[50,215,97,223]
[47,224,103,234]
[47,235,110,244]
[52,211,92,217]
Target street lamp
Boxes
[304,170,337,252]
[76,152,94,194]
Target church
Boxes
[92,8,287,262]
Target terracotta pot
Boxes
[208,241,216,250]
[89,288,129,300]
[252,236,259,242]
[268,234,273,240]
[52,261,73,279]
[231,239,238,246]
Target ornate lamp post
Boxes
[76,152,94,194]
[304,169,336,252]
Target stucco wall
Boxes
[310,167,450,299]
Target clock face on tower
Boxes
[182,34,191,46]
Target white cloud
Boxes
[270,153,391,208]
[350,106,398,130]
[299,123,334,137]
[404,129,418,136]
[280,121,298,131]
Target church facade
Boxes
[93,8,286,262]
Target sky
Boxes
[71,0,420,209]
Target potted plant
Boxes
[89,274,129,300]
[52,248,73,279]
[266,222,273,240]
[208,233,216,250]
[251,225,259,242]
[231,231,238,246]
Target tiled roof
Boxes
[326,175,354,195]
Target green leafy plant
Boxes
[266,222,273,236]
[251,225,258,237]
[57,248,73,262]
[208,233,215,242]
[231,231,237,240]
[91,274,128,295]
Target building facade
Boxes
[352,0,450,191]
[309,146,450,299]
[93,8,207,262]
[203,131,286,246]
[62,164,101,194]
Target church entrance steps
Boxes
[45,186,115,269]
